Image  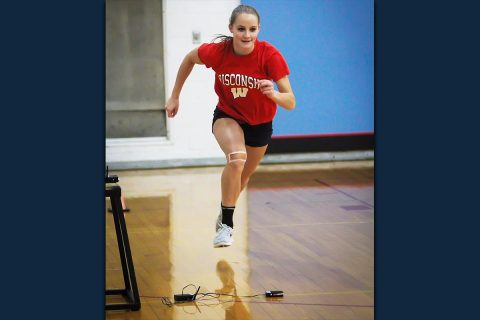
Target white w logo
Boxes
[231,88,248,99]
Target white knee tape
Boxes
[228,151,247,163]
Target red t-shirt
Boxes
[198,39,290,125]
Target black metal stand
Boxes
[105,184,141,311]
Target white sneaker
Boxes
[213,224,233,248]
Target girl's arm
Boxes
[165,48,204,118]
[259,76,296,111]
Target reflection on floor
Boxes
[106,160,374,320]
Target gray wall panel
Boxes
[106,0,166,138]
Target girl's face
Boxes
[229,13,260,55]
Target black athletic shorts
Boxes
[212,107,273,147]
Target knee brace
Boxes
[227,151,247,163]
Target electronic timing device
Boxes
[265,290,284,297]
[174,286,201,302]
[105,166,119,184]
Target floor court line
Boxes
[314,178,374,209]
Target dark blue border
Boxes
[2,1,104,318]
[375,1,479,319]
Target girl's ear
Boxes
[229,24,233,33]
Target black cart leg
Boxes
[106,185,141,311]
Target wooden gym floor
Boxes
[106,160,374,320]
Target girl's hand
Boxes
[259,79,275,99]
[165,96,179,118]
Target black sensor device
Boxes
[105,166,119,183]
[105,175,119,183]
[265,290,284,297]
[174,286,201,302]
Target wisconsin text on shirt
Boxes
[218,73,263,99]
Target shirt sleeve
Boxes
[198,42,223,69]
[265,51,290,82]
